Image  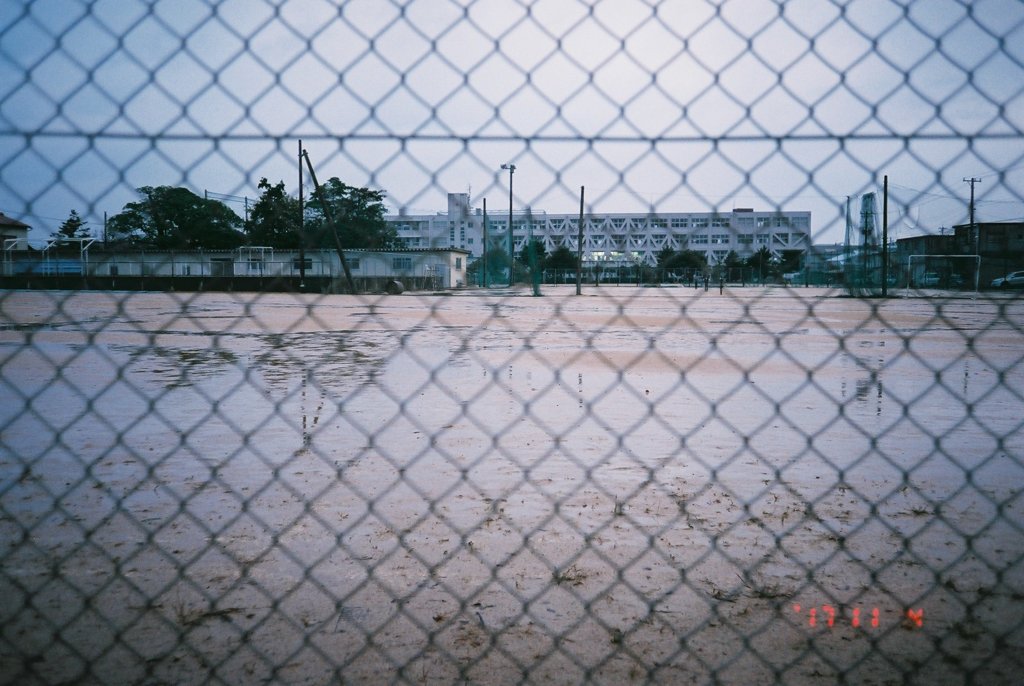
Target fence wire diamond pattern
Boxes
[2,1,1024,684]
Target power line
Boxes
[978,163,1024,179]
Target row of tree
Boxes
[50,179,398,251]
[51,184,801,280]
[660,245,803,279]
[468,239,576,282]
[469,241,801,283]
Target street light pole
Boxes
[501,164,515,287]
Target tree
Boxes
[655,247,677,270]
[746,246,778,281]
[468,247,510,285]
[53,210,91,240]
[517,238,547,269]
[722,250,745,280]
[305,178,398,250]
[246,178,301,248]
[107,186,244,249]
[546,245,578,270]
[779,249,803,274]
[657,248,707,272]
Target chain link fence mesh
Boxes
[2,0,1024,684]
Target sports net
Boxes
[2,1,1023,684]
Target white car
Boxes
[991,271,1024,289]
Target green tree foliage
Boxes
[719,250,746,279]
[655,247,676,269]
[107,186,244,249]
[517,238,547,269]
[746,246,778,280]
[778,249,803,274]
[53,210,90,240]
[656,248,707,272]
[468,248,512,285]
[723,250,744,269]
[305,178,398,250]
[546,245,578,270]
[246,178,301,248]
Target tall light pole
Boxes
[501,163,515,287]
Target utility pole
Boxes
[302,148,356,293]
[964,176,981,290]
[963,177,981,226]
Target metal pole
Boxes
[845,196,851,288]
[298,139,305,288]
[482,198,488,288]
[302,149,356,294]
[882,175,888,298]
[576,186,584,295]
[509,167,514,287]
[527,208,540,296]
[501,164,515,287]
[964,176,981,290]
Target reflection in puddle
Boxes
[114,345,239,389]
[854,376,884,417]
[298,370,324,455]
[253,331,394,396]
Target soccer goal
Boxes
[905,254,981,294]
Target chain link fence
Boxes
[2,1,1024,683]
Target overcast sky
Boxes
[1,0,1022,245]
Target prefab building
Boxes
[6,247,470,292]
[0,212,31,250]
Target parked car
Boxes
[991,271,1024,288]
[918,272,940,287]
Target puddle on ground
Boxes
[1,288,1022,684]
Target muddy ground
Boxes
[1,286,1022,684]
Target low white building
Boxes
[387,194,811,267]
[9,247,470,290]
[1,212,31,250]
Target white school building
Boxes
[386,194,811,267]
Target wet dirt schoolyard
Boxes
[1,286,1022,684]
